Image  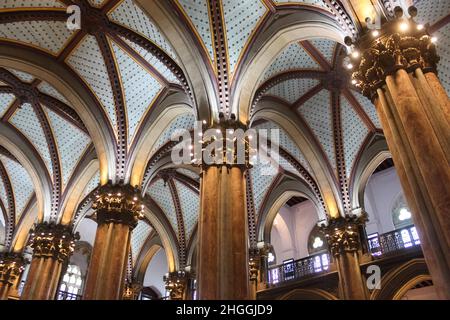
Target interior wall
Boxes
[270,200,319,264]
[364,167,405,235]
[75,217,97,247]
[143,248,168,297]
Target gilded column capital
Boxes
[0,253,27,286]
[347,6,440,101]
[320,214,367,257]
[195,113,254,172]
[93,182,144,229]
[123,281,143,300]
[164,271,189,300]
[29,223,79,263]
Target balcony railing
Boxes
[57,291,82,300]
[268,253,330,286]
[368,225,421,257]
[267,226,422,287]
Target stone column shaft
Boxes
[83,183,143,300]
[375,81,450,299]
[198,165,249,299]
[351,9,450,298]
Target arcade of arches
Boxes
[0,0,448,300]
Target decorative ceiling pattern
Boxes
[176,168,199,181]
[108,0,179,62]
[10,103,54,178]
[298,89,336,171]
[37,82,70,105]
[147,178,178,235]
[0,154,33,222]
[6,68,35,83]
[413,0,450,25]
[149,112,196,158]
[436,24,450,95]
[174,180,199,241]
[252,120,312,176]
[131,219,153,264]
[88,0,107,7]
[222,0,267,76]
[0,20,75,55]
[273,0,329,9]
[261,43,320,83]
[250,160,278,216]
[351,90,381,129]
[44,106,91,188]
[120,37,181,85]
[110,40,163,144]
[308,39,336,64]
[0,93,14,117]
[266,78,320,104]
[176,0,215,64]
[67,34,118,133]
[0,1,64,8]
[340,95,369,178]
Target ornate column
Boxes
[164,271,189,300]
[83,183,144,300]
[196,114,251,300]
[321,215,368,300]
[21,223,78,300]
[0,253,27,300]
[350,6,450,299]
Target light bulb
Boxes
[399,22,409,32]
[372,30,380,37]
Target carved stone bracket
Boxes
[93,182,144,229]
[320,213,368,257]
[348,6,440,101]
[0,252,27,286]
[28,223,80,263]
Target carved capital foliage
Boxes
[320,214,367,257]
[29,223,79,263]
[195,113,253,171]
[349,6,440,100]
[122,282,143,300]
[0,253,27,285]
[93,182,144,229]
[164,271,189,300]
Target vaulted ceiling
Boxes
[0,0,448,272]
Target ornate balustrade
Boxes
[268,253,330,286]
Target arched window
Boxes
[58,265,83,300]
[307,225,328,255]
[392,194,413,229]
